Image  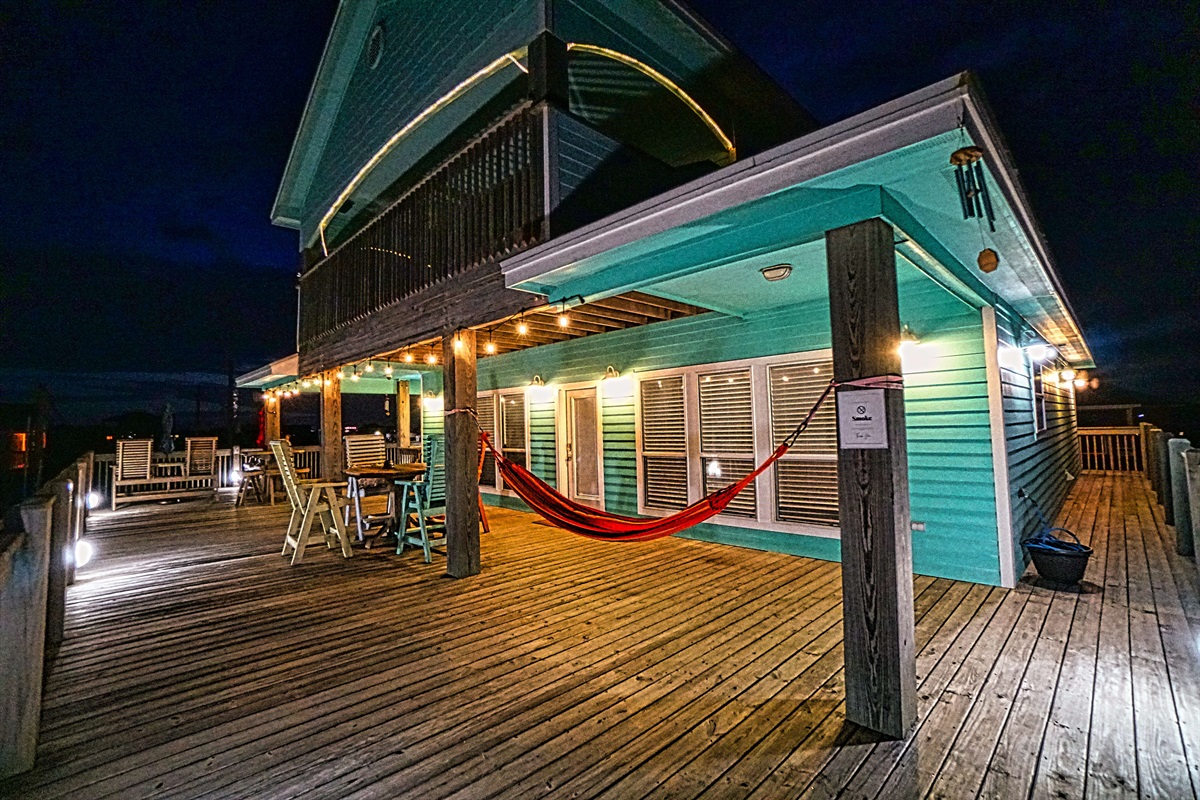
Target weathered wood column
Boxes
[1168,438,1193,556]
[443,329,480,577]
[263,395,281,443]
[825,217,917,739]
[321,370,343,481]
[1153,429,1173,523]
[396,380,411,444]
[1185,449,1200,559]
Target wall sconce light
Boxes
[604,365,620,379]
[531,375,545,386]
[1025,344,1055,363]
[759,263,792,282]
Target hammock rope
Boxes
[455,374,901,542]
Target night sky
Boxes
[2,2,1197,412]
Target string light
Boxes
[484,328,497,354]
[404,352,415,364]
[516,319,529,336]
[425,353,437,365]
[350,369,361,382]
[364,362,374,373]
[383,365,393,376]
[558,301,569,327]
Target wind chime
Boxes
[951,145,1000,273]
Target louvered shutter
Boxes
[500,392,527,469]
[640,376,687,510]
[698,369,755,518]
[477,395,497,487]
[769,360,838,525]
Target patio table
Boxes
[344,463,427,542]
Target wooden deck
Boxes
[1,472,1198,799]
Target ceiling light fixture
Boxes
[760,263,792,282]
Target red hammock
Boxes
[473,374,898,542]
[484,432,789,542]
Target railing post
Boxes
[0,496,53,778]
[1169,438,1193,556]
[1185,449,1200,562]
[1139,422,1152,473]
[44,478,73,667]
[1152,430,1173,523]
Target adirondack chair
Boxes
[181,436,218,494]
[398,435,446,562]
[111,439,154,510]
[343,434,393,540]
[271,439,353,565]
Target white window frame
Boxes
[477,389,531,496]
[634,349,841,539]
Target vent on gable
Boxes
[367,23,385,69]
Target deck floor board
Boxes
[1,472,1197,799]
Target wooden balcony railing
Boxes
[1079,426,1144,472]
[299,103,545,347]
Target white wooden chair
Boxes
[111,439,154,510]
[343,434,392,540]
[182,436,218,495]
[271,439,353,565]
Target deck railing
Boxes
[1079,426,1144,472]
[298,103,545,347]
[92,445,324,506]
[1,452,93,778]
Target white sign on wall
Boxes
[837,389,888,449]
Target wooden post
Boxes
[264,395,282,443]
[443,329,480,578]
[0,496,53,778]
[1185,449,1200,561]
[1139,421,1152,475]
[321,371,343,481]
[396,380,411,445]
[44,479,72,666]
[1168,438,1193,556]
[825,218,917,739]
[1147,428,1162,494]
[1153,430,1173,523]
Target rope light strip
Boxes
[316,42,735,256]
[565,43,736,162]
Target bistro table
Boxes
[344,463,427,542]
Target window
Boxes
[768,362,839,525]
[477,391,527,490]
[477,395,497,486]
[698,369,756,518]
[500,391,527,470]
[366,24,385,69]
[640,376,688,510]
[1033,365,1049,436]
[636,352,840,534]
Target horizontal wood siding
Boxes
[476,271,1005,584]
[302,0,540,240]
[528,401,557,487]
[898,277,1000,584]
[994,305,1080,573]
[602,391,637,512]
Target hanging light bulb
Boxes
[425,353,437,365]
[350,370,361,382]
[364,362,374,373]
[1059,368,1077,382]
[557,310,569,327]
[383,365,393,377]
[302,379,311,388]
[485,341,497,354]
[338,369,347,380]
[404,352,415,364]
[323,377,332,387]
[516,320,529,336]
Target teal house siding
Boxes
[994,305,1080,574]
[473,267,1005,584]
[302,0,541,244]
[528,400,557,486]
[601,390,636,512]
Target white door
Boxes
[565,387,603,508]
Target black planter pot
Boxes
[1028,547,1092,585]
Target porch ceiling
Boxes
[502,74,1094,367]
[371,290,706,367]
